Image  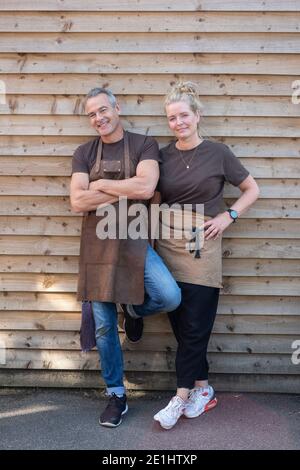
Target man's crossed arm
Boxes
[70,160,159,213]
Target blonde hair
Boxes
[164,81,210,136]
[165,81,203,114]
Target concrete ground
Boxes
[0,388,299,450]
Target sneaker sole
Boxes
[122,319,142,344]
[99,403,128,428]
[153,413,183,430]
[184,397,218,419]
[153,416,175,430]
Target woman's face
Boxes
[165,100,200,140]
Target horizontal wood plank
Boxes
[0,330,296,354]
[0,158,72,177]
[0,217,81,236]
[1,159,299,179]
[1,53,300,75]
[0,255,299,276]
[0,235,299,258]
[222,238,300,258]
[223,200,300,219]
[0,235,79,255]
[1,196,298,218]
[2,311,299,335]
[2,95,300,117]
[221,277,300,296]
[0,349,297,374]
[225,219,300,238]
[1,12,299,33]
[1,33,300,54]
[0,74,296,96]
[0,175,70,195]
[0,255,79,273]
[0,217,299,239]
[0,294,298,315]
[0,136,299,158]
[226,179,300,197]
[0,0,299,12]
[222,259,300,277]
[0,196,74,216]
[1,116,299,138]
[0,272,299,295]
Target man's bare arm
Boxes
[89,160,159,200]
[70,173,118,213]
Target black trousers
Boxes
[168,282,220,389]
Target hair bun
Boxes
[176,81,198,96]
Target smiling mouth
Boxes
[97,122,109,129]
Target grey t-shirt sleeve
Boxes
[138,136,160,163]
[223,145,250,186]
[71,145,89,175]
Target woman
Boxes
[153,82,260,430]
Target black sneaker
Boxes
[99,393,128,428]
[121,304,144,343]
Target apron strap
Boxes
[94,131,130,178]
[124,131,130,179]
[95,138,102,175]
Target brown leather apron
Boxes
[155,207,223,288]
[77,131,148,304]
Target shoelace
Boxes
[163,397,184,417]
[106,393,123,408]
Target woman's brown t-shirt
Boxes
[158,139,250,217]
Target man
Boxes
[70,88,181,428]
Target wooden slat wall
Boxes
[0,0,299,393]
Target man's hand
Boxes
[89,180,101,191]
[70,172,118,213]
[87,160,159,200]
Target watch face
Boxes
[230,210,238,219]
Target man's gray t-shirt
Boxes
[71,132,159,177]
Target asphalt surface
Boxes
[0,388,299,450]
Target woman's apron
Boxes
[155,207,223,288]
[77,131,148,304]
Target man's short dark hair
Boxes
[85,87,117,107]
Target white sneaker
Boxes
[154,396,185,430]
[183,385,217,419]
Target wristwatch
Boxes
[227,208,238,223]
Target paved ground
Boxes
[0,388,299,450]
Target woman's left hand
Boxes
[203,212,233,240]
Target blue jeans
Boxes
[92,244,181,396]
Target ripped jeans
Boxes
[92,244,181,396]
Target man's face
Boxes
[85,93,121,138]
